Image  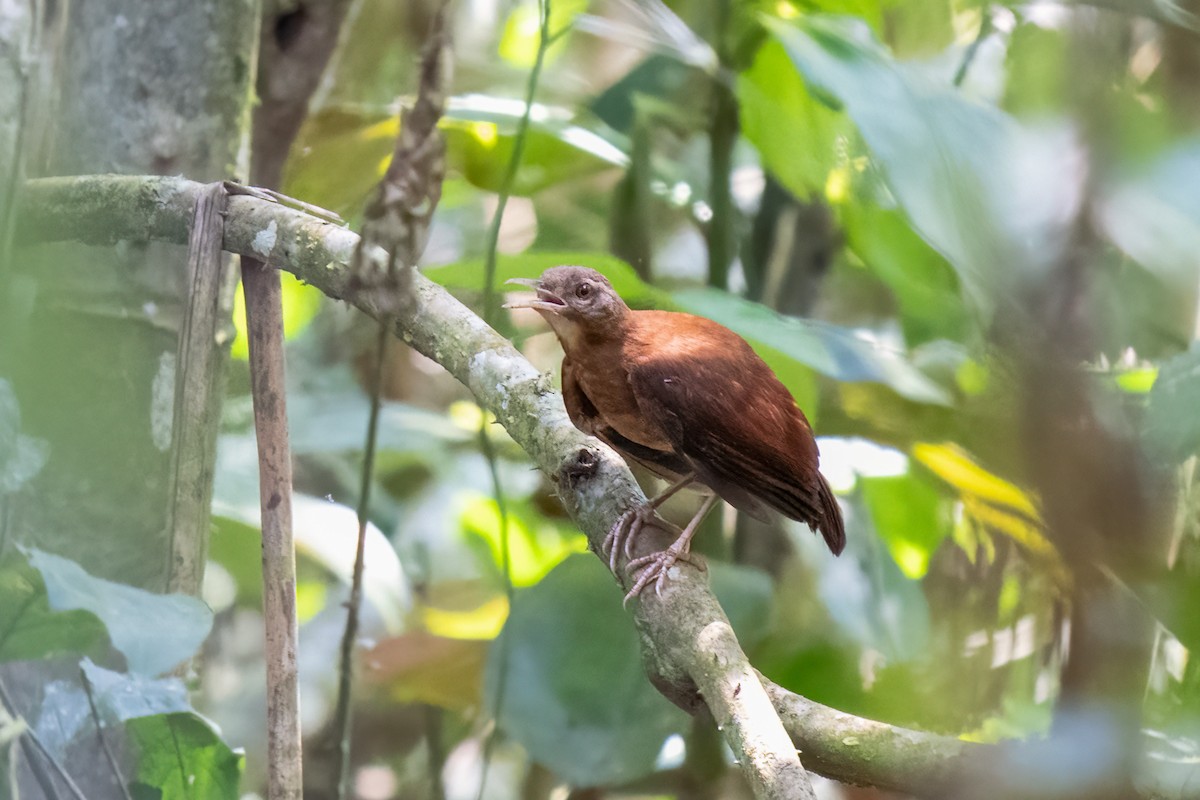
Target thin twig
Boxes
[422,704,447,800]
[474,1,553,798]
[332,323,387,800]
[79,667,135,800]
[332,5,452,799]
[479,0,556,324]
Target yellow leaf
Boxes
[421,594,509,640]
[913,442,1039,518]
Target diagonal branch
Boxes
[18,173,810,799]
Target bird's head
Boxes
[504,266,628,348]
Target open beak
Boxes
[502,277,567,312]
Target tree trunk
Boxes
[3,0,259,593]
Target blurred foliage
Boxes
[0,550,243,798]
[9,0,1200,797]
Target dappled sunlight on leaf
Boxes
[459,494,587,588]
[427,250,668,308]
[861,471,952,579]
[498,0,586,67]
[285,100,628,220]
[231,271,324,360]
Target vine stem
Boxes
[476,1,554,798]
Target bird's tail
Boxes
[816,473,845,556]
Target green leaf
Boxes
[34,660,193,759]
[443,96,628,195]
[818,495,931,662]
[26,549,213,676]
[485,554,687,785]
[210,490,411,634]
[763,14,1072,317]
[81,659,191,722]
[286,390,472,456]
[127,713,242,800]
[860,472,950,579]
[672,287,952,405]
[841,202,967,345]
[737,39,847,198]
[0,552,109,664]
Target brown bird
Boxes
[506,266,844,599]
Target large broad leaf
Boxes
[0,552,109,664]
[34,659,193,759]
[81,659,191,722]
[27,549,212,676]
[485,554,687,786]
[763,14,1077,317]
[672,287,952,406]
[365,630,490,711]
[127,713,242,800]
[737,39,848,199]
[840,203,968,346]
[709,562,775,651]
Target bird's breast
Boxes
[571,354,674,453]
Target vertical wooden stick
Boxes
[242,256,302,800]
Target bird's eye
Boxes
[576,283,592,299]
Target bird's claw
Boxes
[602,505,673,575]
[623,544,700,604]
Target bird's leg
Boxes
[624,493,720,601]
[603,473,697,574]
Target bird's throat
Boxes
[539,310,626,357]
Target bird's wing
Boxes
[625,322,844,553]
[563,356,691,479]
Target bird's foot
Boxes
[623,540,701,603]
[602,505,675,575]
